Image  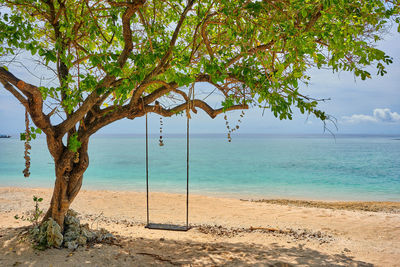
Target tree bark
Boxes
[42,139,89,230]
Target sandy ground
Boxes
[0,187,399,266]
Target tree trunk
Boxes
[42,140,89,230]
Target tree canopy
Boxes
[1,0,399,138]
[0,0,399,227]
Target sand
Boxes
[0,187,399,266]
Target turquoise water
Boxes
[0,134,399,201]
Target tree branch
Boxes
[225,41,275,67]
[56,0,147,136]
[0,67,34,97]
[158,0,195,68]
[82,98,247,139]
[80,105,130,139]
[201,16,217,58]
[0,67,54,135]
[131,0,195,104]
[148,99,248,119]
[54,91,100,135]
[143,81,179,104]
[114,0,146,67]
[305,4,323,32]
[0,78,28,108]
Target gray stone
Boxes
[63,229,80,242]
[77,235,87,246]
[81,228,96,242]
[66,209,78,218]
[64,210,80,227]
[35,222,49,245]
[45,218,63,247]
[103,233,114,240]
[30,226,40,237]
[64,240,78,250]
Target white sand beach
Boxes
[0,187,399,266]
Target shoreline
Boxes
[1,186,399,266]
[2,184,400,203]
[3,186,400,217]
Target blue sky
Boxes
[0,30,399,136]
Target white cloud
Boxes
[373,108,400,122]
[342,108,400,124]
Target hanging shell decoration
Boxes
[159,117,164,146]
[224,110,245,143]
[23,110,31,178]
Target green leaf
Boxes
[68,133,82,153]
[221,97,235,111]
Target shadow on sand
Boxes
[0,226,373,266]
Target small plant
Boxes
[14,195,44,226]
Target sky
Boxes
[0,30,399,136]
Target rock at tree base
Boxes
[80,224,97,242]
[33,209,114,249]
[64,240,78,250]
[77,235,87,246]
[46,218,64,247]
[32,218,64,248]
[63,209,81,243]
[65,209,80,226]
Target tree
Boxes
[0,0,399,229]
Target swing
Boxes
[144,108,190,231]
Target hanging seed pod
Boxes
[23,110,31,178]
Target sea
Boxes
[0,134,399,201]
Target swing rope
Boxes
[144,85,193,231]
[145,110,149,226]
[144,98,149,226]
[186,84,194,229]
